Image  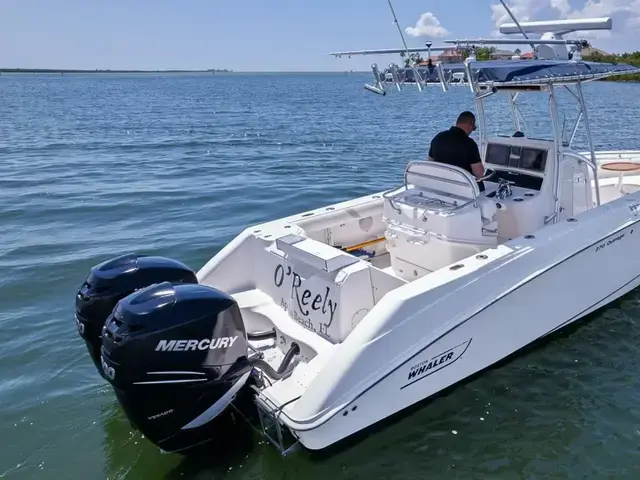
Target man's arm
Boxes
[469,141,485,180]
[427,131,442,161]
[471,162,485,179]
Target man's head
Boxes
[455,111,477,135]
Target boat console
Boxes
[481,136,556,240]
[382,136,559,280]
[483,136,550,190]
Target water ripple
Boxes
[1,73,640,479]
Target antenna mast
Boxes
[383,0,428,92]
[386,0,412,61]
[498,0,537,53]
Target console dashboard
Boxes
[479,136,555,240]
[482,136,551,191]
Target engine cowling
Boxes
[75,253,198,378]
[100,281,254,454]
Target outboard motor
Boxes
[75,254,198,378]
[100,281,254,454]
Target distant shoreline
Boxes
[2,67,636,81]
[0,69,369,75]
[0,68,233,74]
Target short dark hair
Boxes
[456,111,476,125]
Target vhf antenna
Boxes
[386,0,424,91]
[386,0,411,60]
[498,0,537,53]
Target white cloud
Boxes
[405,12,449,38]
[490,0,541,31]
[550,0,571,17]
[490,0,640,37]
[561,0,640,40]
[575,0,640,18]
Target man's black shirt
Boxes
[428,126,485,192]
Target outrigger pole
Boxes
[328,0,606,94]
[329,0,452,94]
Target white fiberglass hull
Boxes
[288,198,640,450]
[197,175,640,452]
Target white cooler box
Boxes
[383,187,486,239]
[384,222,493,280]
[382,173,499,280]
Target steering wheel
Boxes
[477,168,496,182]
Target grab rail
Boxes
[563,150,600,206]
[380,160,482,217]
[382,187,476,219]
[384,218,496,245]
[403,160,479,207]
[404,160,479,196]
[563,150,597,172]
[382,189,402,214]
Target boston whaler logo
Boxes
[155,337,238,352]
[401,339,472,389]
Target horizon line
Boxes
[0,68,367,74]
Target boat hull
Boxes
[281,194,640,451]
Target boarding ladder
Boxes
[252,386,300,456]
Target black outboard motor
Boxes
[75,254,198,378]
[100,281,255,454]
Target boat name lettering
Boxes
[281,298,316,331]
[401,339,472,389]
[273,264,337,326]
[629,202,640,216]
[595,232,625,253]
[155,337,238,352]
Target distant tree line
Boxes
[401,52,424,67]
[400,47,640,82]
[401,46,521,67]
[582,51,640,81]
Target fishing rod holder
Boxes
[364,64,386,95]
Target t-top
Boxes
[428,126,485,192]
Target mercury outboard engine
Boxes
[75,254,198,378]
[100,281,255,454]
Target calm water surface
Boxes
[1,73,640,479]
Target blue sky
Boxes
[1,0,639,71]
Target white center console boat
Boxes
[73,6,640,459]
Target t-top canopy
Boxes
[391,59,640,87]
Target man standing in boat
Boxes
[428,111,486,192]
